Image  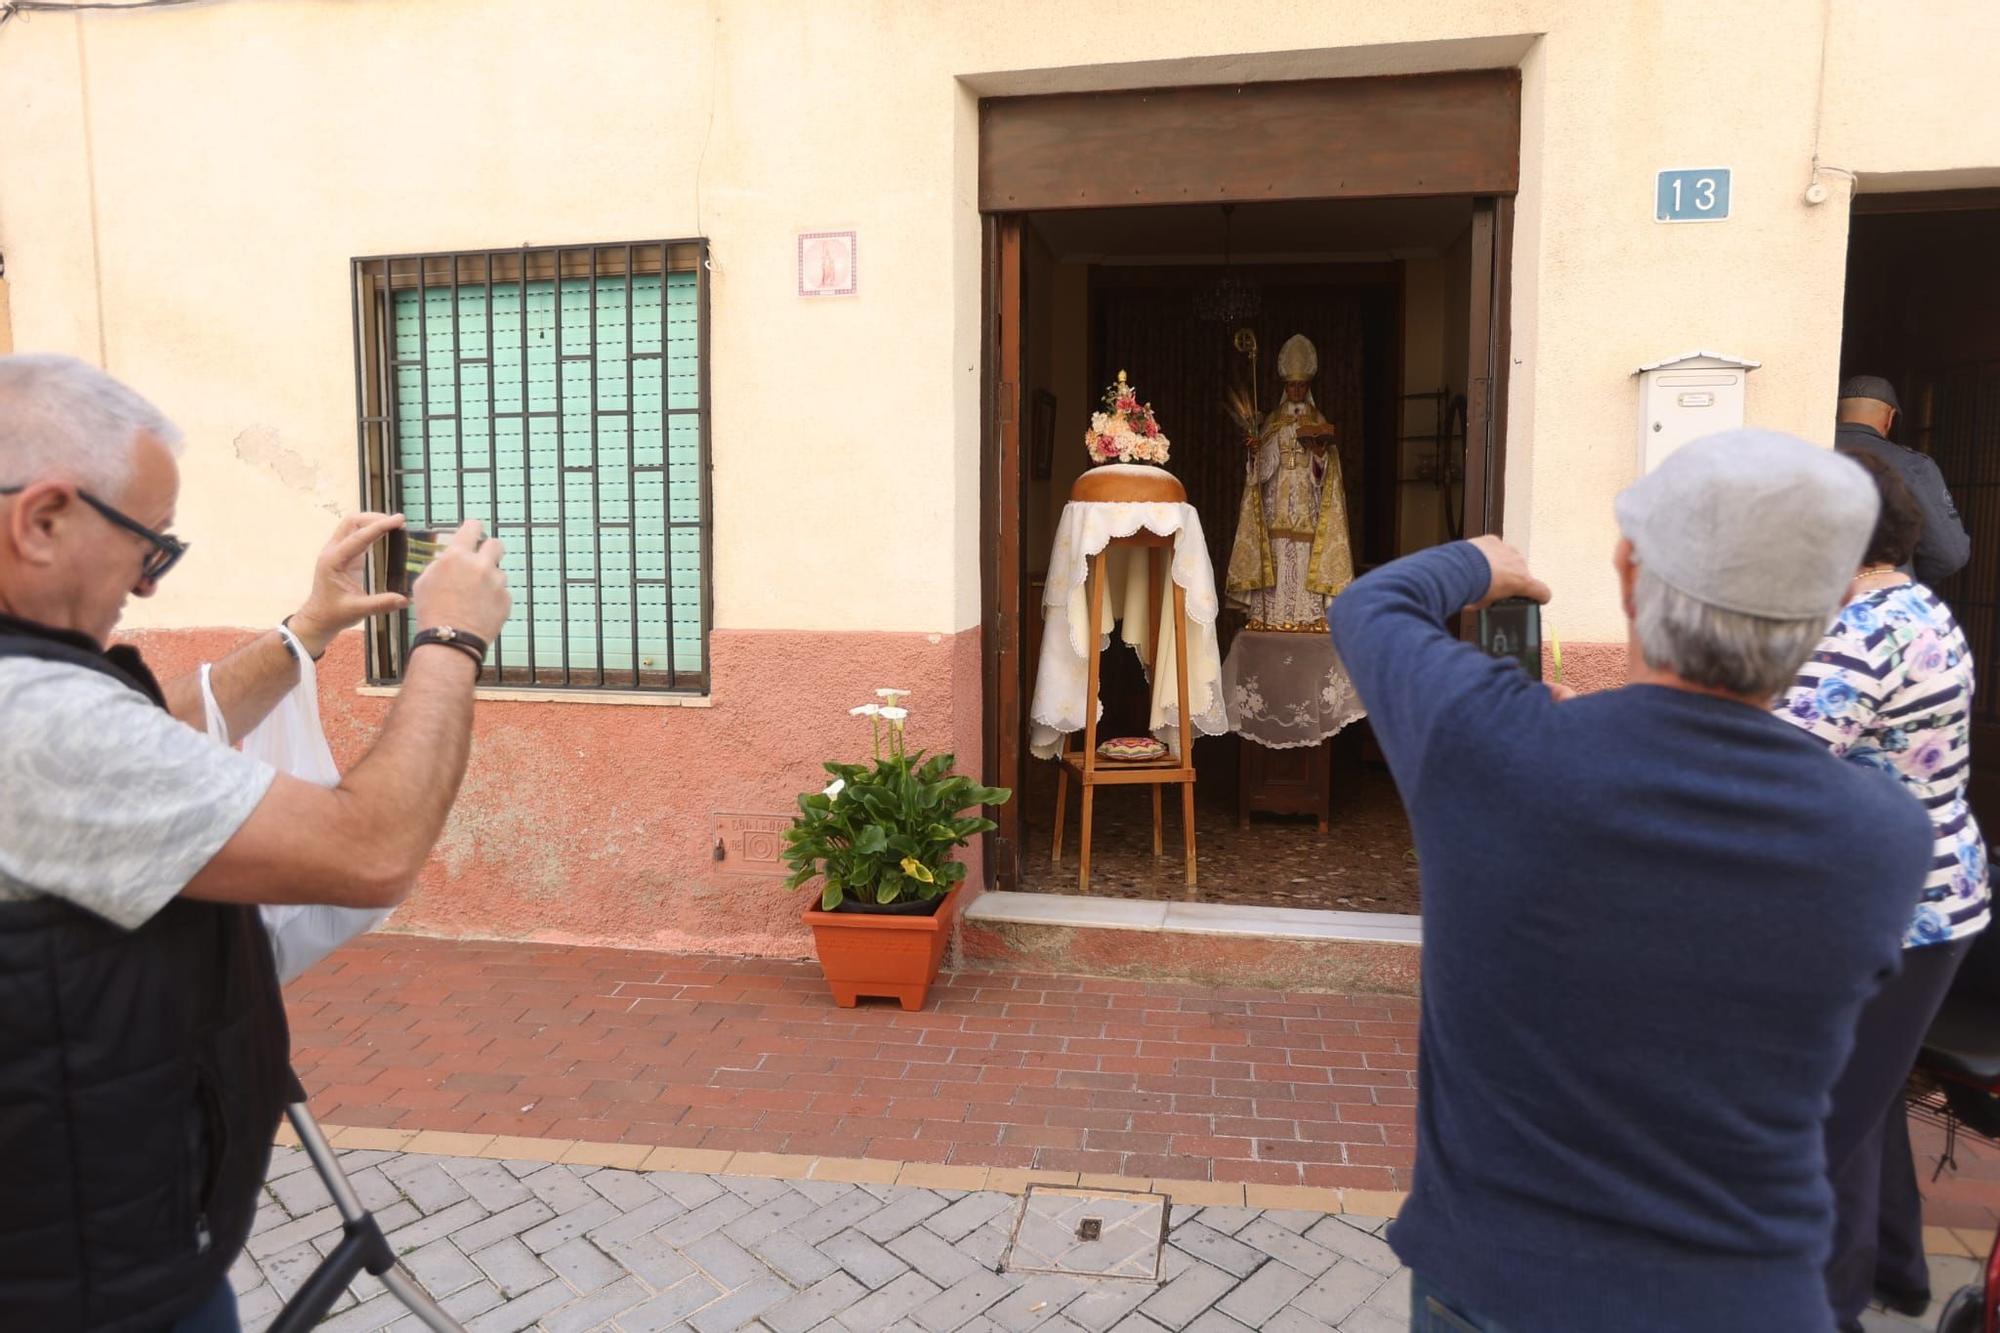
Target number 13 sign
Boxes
[1656,168,1731,222]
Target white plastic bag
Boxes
[200,625,392,982]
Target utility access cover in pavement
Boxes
[1002,1185,1168,1281]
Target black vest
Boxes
[0,617,293,1331]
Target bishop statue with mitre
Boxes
[1224,334,1355,631]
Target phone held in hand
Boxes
[1478,597,1542,681]
[383,527,442,598]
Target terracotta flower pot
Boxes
[801,890,959,1011]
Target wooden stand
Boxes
[1237,735,1334,833]
[1049,468,1198,896]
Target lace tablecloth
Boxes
[1028,493,1228,760]
[1221,629,1366,749]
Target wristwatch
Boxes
[409,626,489,669]
[280,616,326,663]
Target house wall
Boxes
[3,0,1997,949]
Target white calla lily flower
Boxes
[880,706,909,723]
[850,703,882,717]
[822,778,846,800]
[875,687,910,701]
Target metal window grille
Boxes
[351,241,711,692]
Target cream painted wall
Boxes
[3,0,1998,643]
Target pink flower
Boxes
[1116,396,1138,412]
[1907,631,1949,682]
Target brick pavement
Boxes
[287,938,1418,1193]
[234,1145,1418,1332]
[284,935,2000,1233]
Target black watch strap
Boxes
[410,626,489,669]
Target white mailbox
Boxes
[1634,351,1760,473]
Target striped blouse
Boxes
[1777,583,1990,948]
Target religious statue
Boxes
[1224,334,1354,631]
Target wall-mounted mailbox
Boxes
[1634,351,1760,473]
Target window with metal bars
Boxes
[350,241,710,693]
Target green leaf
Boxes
[820,883,844,911]
[876,880,899,904]
[853,824,889,855]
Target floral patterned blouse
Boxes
[1777,583,1990,948]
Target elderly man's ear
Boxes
[5,482,75,569]
[1614,539,1639,621]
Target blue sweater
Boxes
[1330,543,1932,1333]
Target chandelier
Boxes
[1195,204,1261,324]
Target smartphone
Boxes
[1477,596,1542,681]
[383,527,443,598]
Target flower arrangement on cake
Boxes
[1085,370,1171,465]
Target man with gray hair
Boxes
[1330,430,1933,1332]
[0,354,511,1330]
[1835,373,1970,586]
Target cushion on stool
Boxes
[1097,736,1168,762]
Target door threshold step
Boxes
[959,891,1421,994]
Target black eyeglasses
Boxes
[0,484,190,583]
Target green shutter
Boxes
[389,271,702,684]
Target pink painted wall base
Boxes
[124,623,1630,956]
[1550,639,1628,694]
[129,625,984,958]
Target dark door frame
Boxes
[979,73,1520,892]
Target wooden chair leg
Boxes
[1079,782,1096,895]
[1182,779,1198,893]
[1152,784,1164,858]
[1052,761,1070,867]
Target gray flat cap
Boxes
[1615,429,1878,620]
[1838,374,1901,411]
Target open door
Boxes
[1843,193,2000,835]
[1462,196,1511,540]
[983,215,1027,890]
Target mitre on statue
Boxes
[1276,333,1318,383]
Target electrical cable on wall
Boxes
[0,0,207,31]
[1802,0,1857,206]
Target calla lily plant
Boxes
[783,691,1012,912]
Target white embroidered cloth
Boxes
[1028,489,1228,760]
[1221,629,1367,750]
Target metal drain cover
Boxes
[1002,1186,1167,1281]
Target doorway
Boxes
[1842,191,2000,832]
[978,72,1519,904]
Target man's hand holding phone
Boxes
[412,520,510,642]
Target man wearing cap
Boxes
[1836,374,1970,586]
[1330,430,1932,1332]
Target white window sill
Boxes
[355,685,713,708]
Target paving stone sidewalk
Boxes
[233,1146,1416,1332]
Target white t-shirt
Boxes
[0,658,275,930]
